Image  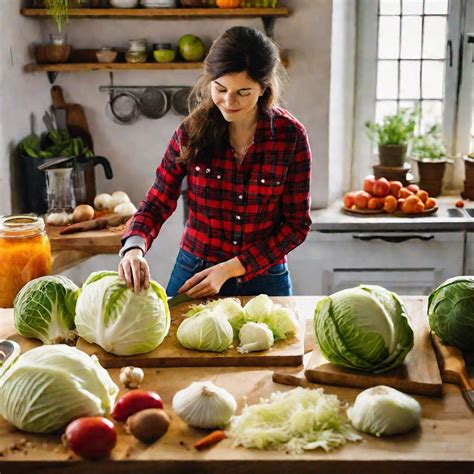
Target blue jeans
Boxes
[166,248,292,297]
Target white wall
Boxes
[2,0,348,290]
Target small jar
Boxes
[96,47,118,63]
[0,215,51,308]
[128,39,147,52]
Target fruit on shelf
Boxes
[372,177,390,197]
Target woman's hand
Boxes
[118,248,150,294]
[179,257,245,298]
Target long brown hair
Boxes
[181,26,284,163]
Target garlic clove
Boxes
[119,366,144,388]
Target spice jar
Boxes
[126,39,148,63]
[0,215,52,308]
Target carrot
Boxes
[193,430,226,451]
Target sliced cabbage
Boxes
[75,271,170,356]
[13,275,79,344]
[177,309,233,352]
[0,344,118,433]
[238,322,274,354]
[228,387,361,453]
[348,386,421,436]
[314,285,414,373]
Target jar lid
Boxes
[0,214,45,238]
[153,43,172,50]
[100,46,114,51]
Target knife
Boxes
[431,333,474,410]
[59,213,130,235]
[167,293,194,308]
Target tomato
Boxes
[343,192,356,209]
[363,175,376,194]
[372,178,390,197]
[389,181,403,198]
[112,390,163,422]
[455,200,465,208]
[65,417,116,460]
[354,191,372,209]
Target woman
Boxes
[119,26,312,298]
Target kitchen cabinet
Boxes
[288,231,465,295]
[464,232,474,274]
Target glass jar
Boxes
[0,215,52,308]
[125,50,148,63]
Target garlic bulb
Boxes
[119,366,144,388]
[347,385,421,436]
[94,193,113,210]
[172,381,237,429]
[110,191,131,209]
[114,201,137,217]
[45,211,70,226]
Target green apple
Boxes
[153,49,176,63]
[178,34,206,62]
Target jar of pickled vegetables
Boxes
[0,215,51,308]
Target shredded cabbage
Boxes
[228,387,361,453]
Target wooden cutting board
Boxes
[75,296,308,368]
[275,298,443,397]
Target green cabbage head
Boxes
[0,344,118,433]
[75,271,170,356]
[428,276,474,351]
[13,275,79,344]
[314,285,414,373]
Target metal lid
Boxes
[0,214,45,238]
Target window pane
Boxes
[379,0,400,15]
[422,61,444,98]
[376,101,398,124]
[400,61,420,98]
[401,16,422,58]
[377,61,399,99]
[422,17,446,59]
[378,16,400,59]
[424,0,448,14]
[402,0,422,14]
[421,100,443,132]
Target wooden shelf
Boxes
[25,62,205,72]
[20,7,289,19]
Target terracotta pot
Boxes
[378,144,407,168]
[417,160,447,197]
[34,44,71,64]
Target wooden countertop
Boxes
[0,297,473,474]
[47,225,123,273]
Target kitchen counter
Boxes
[0,296,472,474]
[48,224,122,273]
[311,194,474,232]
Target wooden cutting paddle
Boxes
[51,85,94,150]
[59,214,130,235]
[431,334,474,410]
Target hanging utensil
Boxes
[107,91,141,124]
[139,87,169,119]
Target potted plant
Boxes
[365,107,418,167]
[410,124,452,197]
[34,0,91,32]
[461,151,474,200]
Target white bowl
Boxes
[110,0,139,7]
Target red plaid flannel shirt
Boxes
[123,107,312,282]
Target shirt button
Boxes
[261,179,265,183]
[233,240,238,245]
[217,174,222,179]
[236,215,241,220]
[205,168,211,173]
[276,181,280,185]
[238,194,243,200]
[195,166,200,171]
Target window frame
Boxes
[351,0,473,190]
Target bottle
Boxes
[0,215,52,308]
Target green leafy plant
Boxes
[44,0,69,32]
[365,107,418,146]
[18,131,94,159]
[411,124,448,160]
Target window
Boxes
[352,0,473,189]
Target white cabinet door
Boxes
[465,233,474,275]
[288,231,465,295]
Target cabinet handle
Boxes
[352,234,435,243]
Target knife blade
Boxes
[59,213,129,235]
[167,293,194,308]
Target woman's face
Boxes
[211,71,264,123]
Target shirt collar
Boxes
[254,107,275,143]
